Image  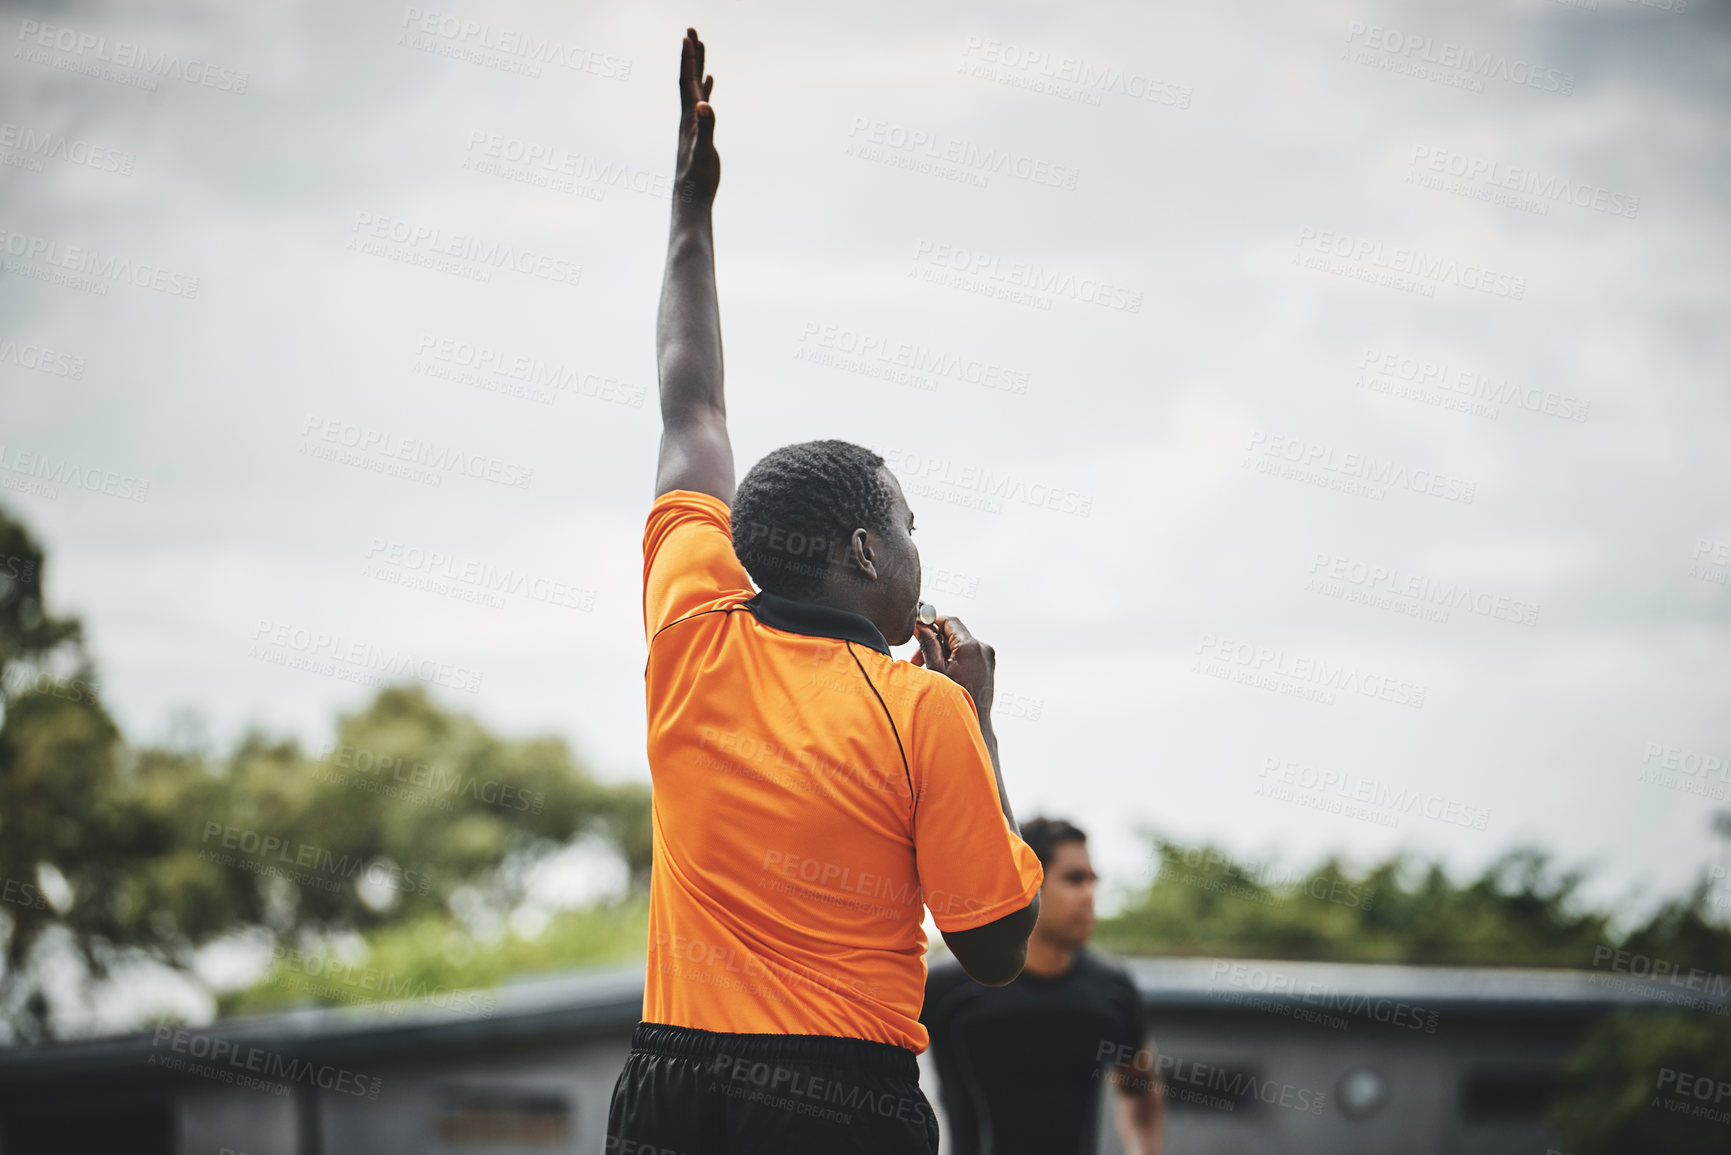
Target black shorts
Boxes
[605,1021,939,1155]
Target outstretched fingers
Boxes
[672,29,720,202]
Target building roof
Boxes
[1116,954,1731,1016]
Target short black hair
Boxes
[731,440,895,599]
[1021,817,1087,870]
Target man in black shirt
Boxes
[922,818,1165,1155]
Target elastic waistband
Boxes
[630,1022,919,1080]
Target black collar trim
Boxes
[742,590,891,656]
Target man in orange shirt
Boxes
[604,29,1044,1155]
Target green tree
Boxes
[0,502,650,1040]
[1095,838,1613,966]
[220,899,651,1018]
[1548,884,1731,1152]
[1549,1009,1731,1152]
[0,504,123,1039]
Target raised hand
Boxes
[675,28,720,206]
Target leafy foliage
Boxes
[1550,1011,1731,1153]
[1544,882,1731,1152]
[0,507,118,1037]
[0,497,650,1040]
[219,897,651,1018]
[1095,838,1613,967]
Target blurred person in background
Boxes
[605,29,1044,1154]
[923,818,1165,1155]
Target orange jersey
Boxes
[640,490,1043,1052]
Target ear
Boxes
[849,527,879,580]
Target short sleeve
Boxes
[643,490,754,639]
[909,681,1044,932]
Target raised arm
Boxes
[654,28,735,503]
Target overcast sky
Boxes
[3,0,1728,925]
